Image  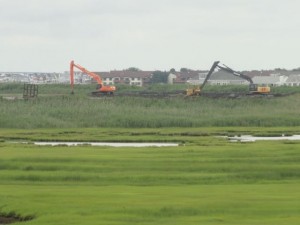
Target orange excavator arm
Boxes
[70,60,116,95]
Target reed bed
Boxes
[1,83,300,129]
[0,93,300,129]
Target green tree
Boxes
[126,67,141,72]
[150,71,169,83]
[180,68,191,72]
[170,68,176,73]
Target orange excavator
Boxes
[70,60,116,95]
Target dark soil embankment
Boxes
[0,213,34,224]
[0,216,17,224]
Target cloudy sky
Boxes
[1,0,300,72]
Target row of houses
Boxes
[1,69,300,87]
[94,70,153,86]
[168,70,300,87]
[0,72,61,84]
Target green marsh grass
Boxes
[1,82,300,224]
[1,83,300,128]
[0,135,300,224]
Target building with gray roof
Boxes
[285,75,300,86]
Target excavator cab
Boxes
[185,61,220,96]
[249,84,258,92]
[217,63,271,95]
[186,85,201,96]
[249,84,270,94]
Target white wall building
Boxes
[252,74,288,86]
[285,75,300,86]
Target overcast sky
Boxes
[1,0,300,72]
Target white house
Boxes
[168,71,207,85]
[285,75,300,86]
[95,71,153,87]
[207,71,248,85]
[186,72,207,85]
[252,74,288,86]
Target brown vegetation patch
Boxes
[0,213,34,224]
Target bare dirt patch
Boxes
[0,213,34,224]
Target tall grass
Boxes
[1,83,300,128]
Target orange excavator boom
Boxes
[70,60,116,95]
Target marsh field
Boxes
[0,83,300,224]
[1,83,300,128]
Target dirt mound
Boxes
[0,213,34,224]
[0,216,19,224]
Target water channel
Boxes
[228,135,300,142]
[33,142,179,147]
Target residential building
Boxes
[94,71,153,87]
[207,71,248,85]
[285,75,300,86]
[1,68,300,87]
[168,70,248,86]
[252,74,288,86]
[168,71,207,85]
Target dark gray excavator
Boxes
[186,61,270,96]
